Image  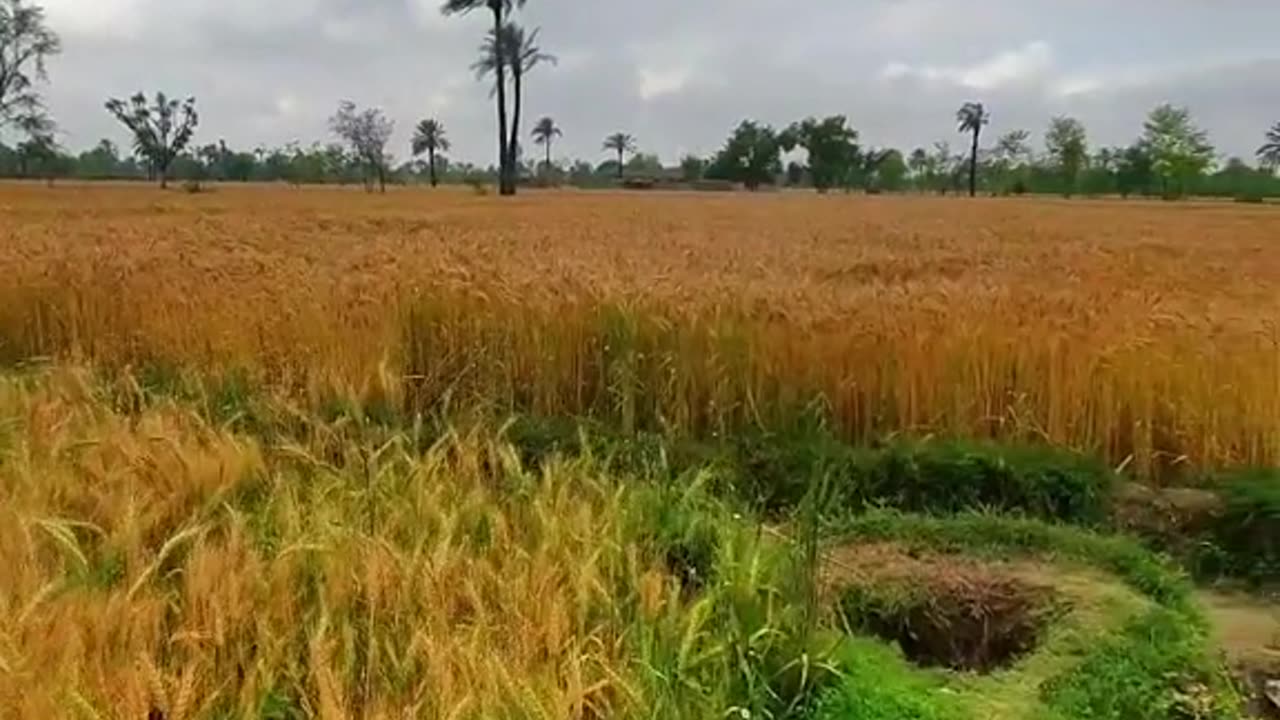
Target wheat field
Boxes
[2,182,1278,477]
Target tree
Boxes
[602,132,636,179]
[1115,143,1154,198]
[625,152,663,176]
[330,100,394,193]
[956,101,989,197]
[76,138,121,179]
[530,116,561,175]
[990,129,1031,193]
[1142,103,1213,198]
[411,118,450,187]
[14,124,52,177]
[679,154,706,182]
[1044,116,1088,196]
[0,0,60,134]
[705,120,785,190]
[875,149,908,192]
[907,147,928,188]
[1257,122,1280,173]
[443,0,528,196]
[782,116,860,192]
[472,23,554,189]
[104,92,199,188]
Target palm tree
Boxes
[956,102,989,197]
[602,132,636,180]
[442,0,528,196]
[411,119,450,187]
[472,23,555,188]
[531,116,562,175]
[1258,122,1280,173]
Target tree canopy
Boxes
[104,92,198,188]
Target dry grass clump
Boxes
[2,184,1278,476]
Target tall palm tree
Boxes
[411,118,450,187]
[956,101,989,197]
[472,23,555,188]
[531,116,561,174]
[442,0,527,196]
[1258,122,1280,173]
[602,132,636,180]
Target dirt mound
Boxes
[823,543,1063,673]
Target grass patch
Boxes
[813,638,965,720]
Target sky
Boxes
[32,0,1280,166]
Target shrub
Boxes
[1198,468,1280,583]
[1042,608,1237,720]
[731,430,1114,524]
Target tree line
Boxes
[3,0,1280,200]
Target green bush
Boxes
[1042,608,1237,720]
[731,431,1114,524]
[852,440,1114,523]
[1197,468,1280,583]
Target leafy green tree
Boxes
[530,116,561,175]
[907,148,928,190]
[1141,104,1213,198]
[990,129,1031,193]
[875,149,908,192]
[443,0,528,196]
[1115,143,1154,198]
[14,126,54,176]
[625,152,663,176]
[412,118,450,187]
[104,92,199,188]
[956,101,989,197]
[782,115,860,192]
[679,154,706,182]
[329,100,394,193]
[1044,116,1088,196]
[706,120,785,190]
[75,138,122,179]
[0,0,60,134]
[1257,122,1280,173]
[602,132,636,179]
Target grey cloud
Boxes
[30,0,1280,165]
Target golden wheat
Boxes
[1,183,1277,475]
[0,367,680,718]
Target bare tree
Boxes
[104,92,199,188]
[0,0,60,133]
[330,100,394,193]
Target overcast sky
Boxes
[33,0,1280,165]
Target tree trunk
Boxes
[491,5,513,196]
[545,141,552,176]
[508,69,524,191]
[968,129,979,197]
[617,149,624,179]
[159,163,168,189]
[429,148,438,187]
[377,163,386,194]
